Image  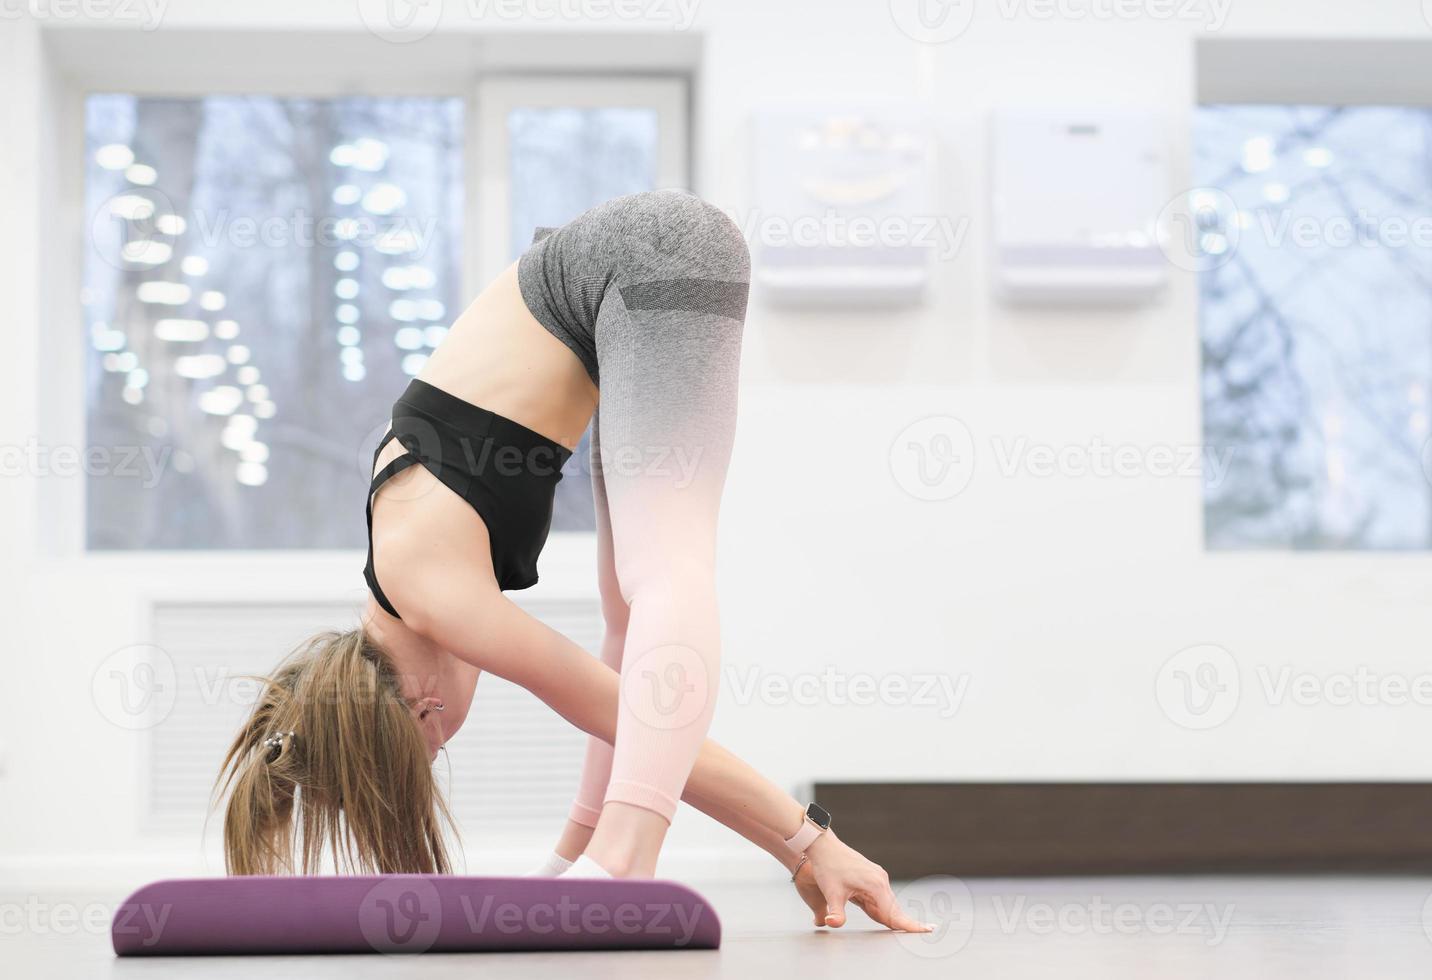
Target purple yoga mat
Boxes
[111,875,721,955]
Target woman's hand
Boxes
[794,831,933,932]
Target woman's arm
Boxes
[408,575,807,856]
[402,570,927,931]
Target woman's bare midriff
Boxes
[373,260,598,479]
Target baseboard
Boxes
[813,782,1432,878]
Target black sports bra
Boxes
[363,379,573,619]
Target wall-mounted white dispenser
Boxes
[752,109,935,307]
[990,108,1168,306]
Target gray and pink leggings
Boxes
[518,190,751,823]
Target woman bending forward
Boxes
[217,190,929,933]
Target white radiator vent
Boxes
[148,598,601,838]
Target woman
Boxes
[217,190,929,933]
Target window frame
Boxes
[1193,38,1432,553]
[42,33,692,598]
[473,74,690,284]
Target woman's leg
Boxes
[580,192,750,876]
[557,410,626,858]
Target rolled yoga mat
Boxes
[111,874,721,955]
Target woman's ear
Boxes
[410,697,447,760]
[413,696,445,721]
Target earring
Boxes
[432,702,445,712]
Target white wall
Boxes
[3,0,1431,885]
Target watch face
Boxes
[807,802,832,830]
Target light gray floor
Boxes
[8,876,1432,978]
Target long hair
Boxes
[214,629,455,875]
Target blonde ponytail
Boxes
[215,629,455,875]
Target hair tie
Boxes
[262,731,297,762]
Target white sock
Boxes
[563,854,614,879]
[524,851,574,877]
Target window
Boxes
[82,77,688,550]
[1196,105,1432,550]
[84,94,463,549]
[479,77,689,533]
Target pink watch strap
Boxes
[783,817,823,855]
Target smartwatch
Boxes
[783,802,832,856]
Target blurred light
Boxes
[221,428,250,453]
[219,409,253,442]
[125,163,157,186]
[254,400,277,419]
[394,326,425,350]
[381,265,436,291]
[91,325,127,351]
[330,144,357,167]
[214,319,240,340]
[332,184,362,206]
[172,450,195,474]
[155,214,187,235]
[200,386,244,416]
[199,290,226,312]
[226,344,251,365]
[241,442,270,464]
[146,417,169,438]
[108,195,155,221]
[247,383,270,402]
[350,137,389,172]
[1199,233,1229,257]
[343,362,367,382]
[1411,412,1430,438]
[389,299,419,322]
[174,354,227,379]
[181,255,209,277]
[401,353,428,376]
[236,365,261,386]
[1241,136,1275,174]
[1189,189,1222,213]
[423,325,448,347]
[334,250,360,272]
[153,318,208,342]
[1410,383,1427,406]
[362,183,406,215]
[236,461,269,487]
[121,240,172,266]
[230,416,258,441]
[337,325,361,346]
[122,385,144,406]
[374,230,418,255]
[103,352,138,373]
[137,281,190,305]
[222,414,257,448]
[336,304,360,324]
[1262,182,1290,205]
[96,143,135,170]
[1303,147,1333,169]
[333,218,360,241]
[127,368,149,389]
[335,278,360,300]
[418,299,445,320]
[340,347,364,366]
